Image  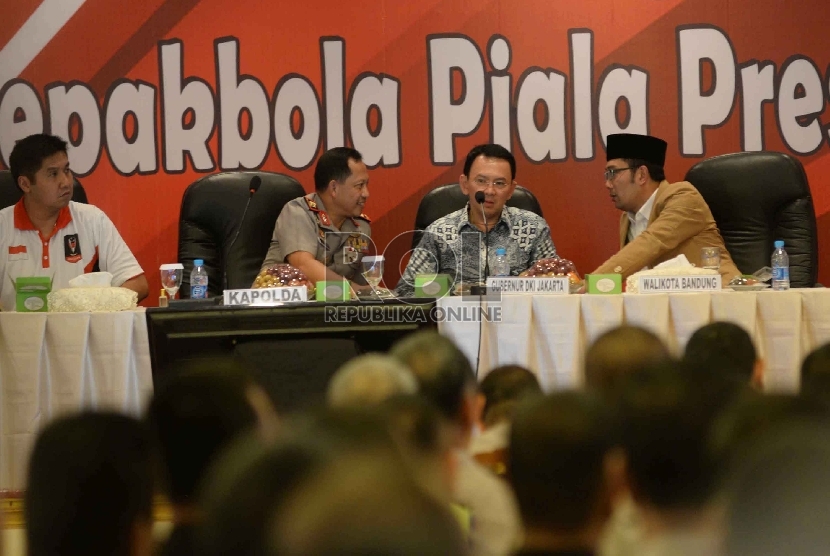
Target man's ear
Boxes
[752,358,765,390]
[18,176,31,193]
[458,174,470,195]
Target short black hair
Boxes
[510,392,613,531]
[26,412,153,556]
[146,363,259,503]
[9,133,68,188]
[624,157,665,182]
[618,364,720,510]
[463,144,516,181]
[584,325,672,397]
[314,147,363,192]
[684,322,757,384]
[479,365,542,426]
[390,331,476,422]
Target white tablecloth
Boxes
[0,309,153,490]
[438,289,830,393]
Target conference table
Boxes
[438,288,830,393]
[0,310,152,491]
[2,289,829,491]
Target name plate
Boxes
[486,276,569,295]
[223,286,308,306]
[638,275,721,293]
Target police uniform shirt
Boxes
[260,193,371,283]
[0,200,145,311]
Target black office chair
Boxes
[0,169,89,209]
[178,171,305,297]
[411,183,543,249]
[685,152,819,287]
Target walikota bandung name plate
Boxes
[638,275,721,293]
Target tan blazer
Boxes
[593,181,741,282]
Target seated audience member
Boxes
[146,363,273,556]
[724,422,830,556]
[610,365,723,556]
[591,133,740,283]
[270,451,467,556]
[379,394,458,506]
[326,353,418,408]
[1,134,148,310]
[683,321,764,397]
[584,326,671,397]
[470,364,542,475]
[396,144,558,296]
[800,342,830,401]
[392,330,521,556]
[510,392,616,556]
[259,147,372,293]
[25,412,154,556]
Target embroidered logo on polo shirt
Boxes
[64,234,82,263]
[8,245,28,261]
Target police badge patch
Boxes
[64,234,82,263]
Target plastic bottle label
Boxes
[191,285,207,299]
[772,267,789,281]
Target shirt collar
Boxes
[14,199,72,235]
[459,203,512,232]
[627,188,658,227]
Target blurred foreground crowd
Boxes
[21,323,830,556]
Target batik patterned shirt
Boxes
[395,205,557,296]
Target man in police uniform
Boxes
[259,147,372,292]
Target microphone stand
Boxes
[224,175,262,292]
[471,191,490,295]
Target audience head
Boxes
[26,412,154,556]
[618,363,720,512]
[270,451,466,556]
[725,422,830,556]
[479,364,542,427]
[198,432,335,556]
[684,321,762,388]
[584,325,671,396]
[327,353,418,408]
[146,362,262,506]
[800,342,830,401]
[510,392,614,538]
[391,331,478,435]
[379,394,457,503]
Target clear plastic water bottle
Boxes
[771,240,790,291]
[492,248,510,277]
[190,259,208,299]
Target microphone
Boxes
[474,190,491,282]
[224,175,262,292]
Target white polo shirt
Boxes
[0,200,144,311]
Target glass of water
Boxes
[361,256,384,296]
[700,247,720,271]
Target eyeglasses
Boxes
[472,176,511,190]
[604,167,635,181]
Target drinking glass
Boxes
[160,263,184,299]
[361,256,384,295]
[701,247,720,271]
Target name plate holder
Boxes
[223,286,308,306]
[486,276,570,295]
[637,275,721,294]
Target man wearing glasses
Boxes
[396,144,557,296]
[591,133,740,281]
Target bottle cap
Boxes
[495,248,506,256]
[194,259,204,266]
[774,240,784,249]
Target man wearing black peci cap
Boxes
[592,133,740,281]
